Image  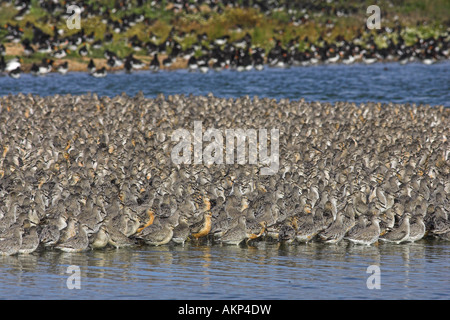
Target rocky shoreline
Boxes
[1,1,448,77]
[0,93,449,254]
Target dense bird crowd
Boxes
[0,93,449,254]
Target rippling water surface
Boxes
[0,61,449,106]
[1,241,449,299]
[1,62,449,300]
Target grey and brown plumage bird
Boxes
[429,207,450,236]
[136,208,155,233]
[295,211,320,243]
[19,225,40,254]
[345,214,381,246]
[0,226,23,256]
[278,218,297,244]
[59,216,79,243]
[408,213,426,242]
[322,200,336,226]
[55,224,91,252]
[380,213,411,244]
[319,210,347,244]
[135,217,175,246]
[380,207,395,235]
[90,224,110,249]
[342,203,356,234]
[106,223,136,248]
[190,211,212,240]
[39,224,61,247]
[345,213,368,239]
[189,194,212,241]
[219,215,247,246]
[245,220,267,243]
[171,216,190,245]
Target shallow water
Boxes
[1,240,449,300]
[0,61,449,107]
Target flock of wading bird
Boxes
[0,93,449,255]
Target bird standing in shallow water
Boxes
[105,222,135,248]
[171,216,190,245]
[92,67,107,78]
[295,210,321,243]
[380,213,411,244]
[345,214,381,246]
[0,226,23,256]
[245,220,267,244]
[90,224,110,249]
[39,224,61,247]
[149,54,160,72]
[190,211,212,240]
[319,210,347,244]
[19,225,40,254]
[56,224,91,252]
[190,195,212,241]
[408,213,426,242]
[135,217,175,246]
[59,217,78,243]
[278,220,297,244]
[220,215,247,246]
[137,209,155,233]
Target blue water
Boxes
[1,62,449,300]
[0,61,449,106]
[1,241,449,300]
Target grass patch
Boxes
[0,0,448,68]
[0,4,17,24]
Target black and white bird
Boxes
[107,56,123,68]
[57,61,69,74]
[22,40,35,56]
[39,58,54,75]
[187,56,198,72]
[124,59,133,73]
[30,63,39,76]
[87,59,96,73]
[91,67,107,78]
[9,67,21,79]
[78,45,89,57]
[53,48,69,59]
[126,54,145,69]
[5,57,21,72]
[0,56,6,72]
[162,55,173,68]
[214,35,230,46]
[149,54,160,72]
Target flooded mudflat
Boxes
[1,240,449,300]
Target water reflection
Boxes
[0,240,448,299]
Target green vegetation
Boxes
[0,0,448,66]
